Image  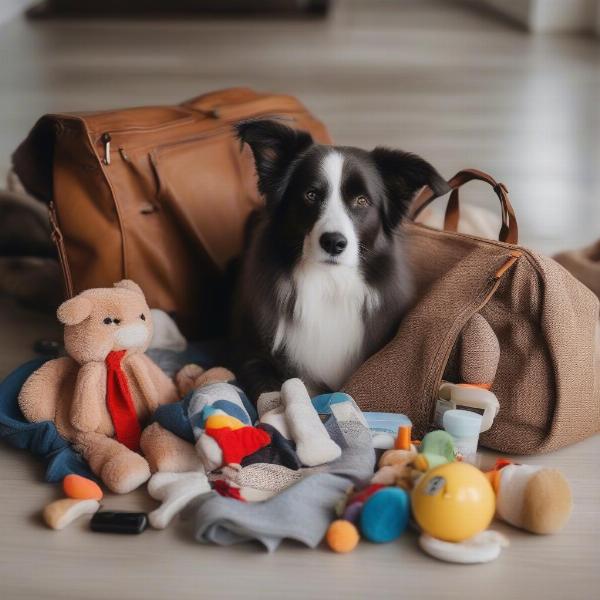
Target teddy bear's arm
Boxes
[71,362,106,433]
[127,353,178,414]
[18,357,76,423]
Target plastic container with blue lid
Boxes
[443,409,482,464]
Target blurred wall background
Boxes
[475,0,600,33]
[0,0,598,255]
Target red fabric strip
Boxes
[105,350,141,451]
[205,426,271,465]
[213,479,246,502]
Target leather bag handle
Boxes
[409,168,519,245]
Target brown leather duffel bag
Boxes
[345,169,600,454]
[12,87,331,337]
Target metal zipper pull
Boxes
[102,132,112,165]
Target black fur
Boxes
[232,120,449,401]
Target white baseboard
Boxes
[474,0,600,34]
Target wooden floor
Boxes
[0,1,599,599]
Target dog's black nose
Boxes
[319,232,348,256]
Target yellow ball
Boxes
[326,520,360,553]
[411,462,495,542]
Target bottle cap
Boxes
[443,409,482,438]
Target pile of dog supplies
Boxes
[0,280,572,563]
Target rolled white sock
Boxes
[148,471,211,529]
[281,378,341,467]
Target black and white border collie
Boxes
[232,120,448,401]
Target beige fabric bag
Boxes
[344,169,600,454]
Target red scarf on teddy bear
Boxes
[105,350,142,451]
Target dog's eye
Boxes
[353,195,370,208]
[103,317,113,325]
[140,314,146,321]
[305,189,318,204]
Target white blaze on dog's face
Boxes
[302,151,360,268]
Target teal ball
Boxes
[360,487,410,543]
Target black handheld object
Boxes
[90,511,148,534]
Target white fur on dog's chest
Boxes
[273,262,379,391]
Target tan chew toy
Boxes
[43,498,100,530]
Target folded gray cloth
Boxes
[195,473,350,551]
[192,397,375,551]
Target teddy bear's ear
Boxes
[57,296,93,326]
[114,279,144,296]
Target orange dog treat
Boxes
[395,425,412,450]
[63,474,103,501]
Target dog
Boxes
[232,119,449,401]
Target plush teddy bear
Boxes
[18,280,178,493]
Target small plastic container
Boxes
[362,412,412,450]
[443,409,483,465]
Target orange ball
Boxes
[63,474,103,501]
[326,519,360,553]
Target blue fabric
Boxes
[211,400,251,425]
[312,392,354,414]
[236,388,257,424]
[0,359,95,483]
[153,395,195,444]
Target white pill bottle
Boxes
[443,409,483,465]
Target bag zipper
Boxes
[154,114,296,153]
[98,110,300,165]
[94,114,196,142]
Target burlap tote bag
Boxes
[344,169,600,454]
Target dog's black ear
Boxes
[371,147,450,232]
[235,120,314,203]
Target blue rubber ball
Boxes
[360,487,410,543]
